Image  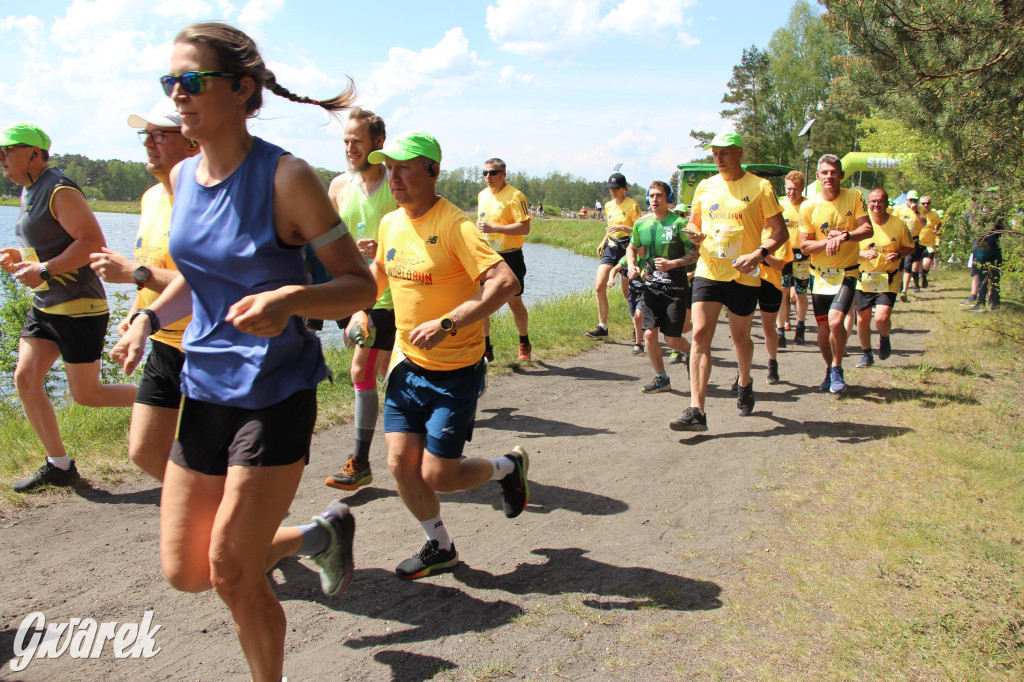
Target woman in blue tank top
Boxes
[110,22,375,681]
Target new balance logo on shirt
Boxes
[426,236,438,244]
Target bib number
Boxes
[708,225,743,260]
[812,267,845,295]
[861,271,889,293]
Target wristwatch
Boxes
[38,265,52,282]
[133,265,152,289]
[439,314,457,336]
[758,246,770,260]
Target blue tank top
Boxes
[169,137,327,409]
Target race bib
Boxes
[792,261,811,280]
[708,225,743,260]
[861,271,889,293]
[812,267,845,295]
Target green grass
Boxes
[527,218,608,257]
[0,197,140,214]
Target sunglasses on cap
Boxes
[482,170,504,177]
[138,130,182,145]
[161,71,238,96]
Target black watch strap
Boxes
[130,308,161,335]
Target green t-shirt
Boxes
[629,212,694,287]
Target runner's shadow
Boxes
[678,413,912,445]
[373,650,457,681]
[452,547,722,612]
[856,385,980,406]
[520,360,637,382]
[271,563,524,648]
[476,407,612,438]
[329,486,400,507]
[445,480,628,516]
[74,483,161,506]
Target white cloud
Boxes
[487,0,697,58]
[678,31,700,48]
[237,0,282,34]
[500,65,533,84]
[360,27,489,108]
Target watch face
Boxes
[134,266,151,284]
[441,318,454,331]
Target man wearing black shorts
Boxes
[1,122,137,492]
[854,188,914,368]
[627,181,697,393]
[896,190,926,300]
[90,98,198,481]
[669,132,787,432]
[799,154,873,393]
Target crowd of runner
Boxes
[0,19,978,681]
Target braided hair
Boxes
[174,22,355,117]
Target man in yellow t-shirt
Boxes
[918,195,941,285]
[477,157,532,361]
[89,97,198,482]
[367,131,529,580]
[779,170,810,345]
[798,154,873,394]
[895,190,927,299]
[854,188,914,370]
[669,131,787,433]
[587,172,642,339]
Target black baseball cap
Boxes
[607,172,627,189]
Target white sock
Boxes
[419,515,452,551]
[598,323,607,330]
[47,456,71,471]
[489,456,515,480]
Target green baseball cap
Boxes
[367,130,441,165]
[703,131,742,149]
[672,204,690,214]
[906,190,920,200]
[0,122,51,150]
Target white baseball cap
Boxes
[127,98,182,129]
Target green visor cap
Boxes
[703,131,742,150]
[906,190,920,200]
[367,130,441,165]
[0,122,51,150]
[672,204,690,214]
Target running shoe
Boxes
[878,336,892,361]
[325,456,372,491]
[766,359,780,385]
[960,297,976,307]
[517,343,532,361]
[784,321,792,331]
[483,348,495,362]
[737,381,755,416]
[631,343,644,355]
[776,329,788,349]
[793,324,806,345]
[585,326,608,339]
[818,368,832,393]
[913,285,920,293]
[669,406,708,432]
[967,304,987,313]
[899,290,909,303]
[641,375,671,394]
[308,501,355,596]
[667,351,684,364]
[499,446,530,518]
[829,366,847,394]
[396,540,459,580]
[856,352,874,368]
[921,272,929,288]
[13,460,80,493]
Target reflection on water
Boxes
[0,206,599,350]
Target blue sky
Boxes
[0,0,793,187]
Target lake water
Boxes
[0,205,598,348]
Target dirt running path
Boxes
[0,293,937,681]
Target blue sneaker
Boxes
[829,366,846,394]
[818,369,832,393]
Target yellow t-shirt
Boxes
[377,197,503,371]
[799,188,868,272]
[779,197,805,250]
[135,184,189,350]
[919,209,940,247]
[857,213,913,293]
[605,197,642,240]
[477,184,529,253]
[760,224,794,291]
[691,173,783,286]
[894,204,924,239]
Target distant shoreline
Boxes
[0,197,140,215]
